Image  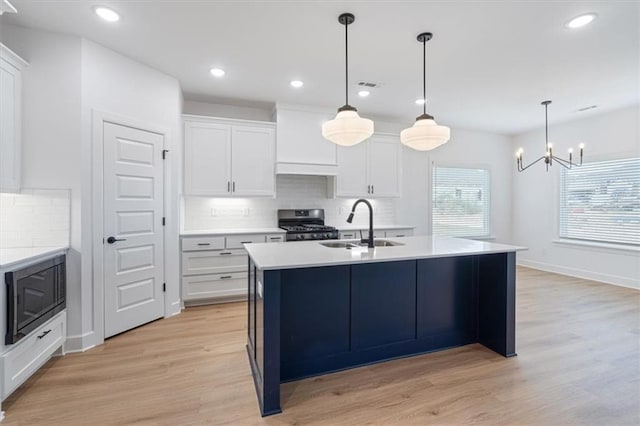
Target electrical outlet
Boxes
[338,206,344,215]
[211,208,217,217]
[243,208,250,217]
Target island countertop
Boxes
[244,235,526,270]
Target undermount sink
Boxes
[319,240,404,249]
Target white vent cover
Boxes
[576,105,598,112]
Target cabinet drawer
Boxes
[226,234,265,249]
[2,311,66,399]
[265,234,284,243]
[384,229,414,238]
[183,272,247,301]
[182,237,225,251]
[182,250,247,276]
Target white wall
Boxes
[80,39,183,349]
[0,25,84,342]
[512,106,640,288]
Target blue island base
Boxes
[246,252,516,416]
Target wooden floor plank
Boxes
[3,267,639,425]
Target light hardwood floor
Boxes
[3,267,639,425]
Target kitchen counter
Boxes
[331,224,415,231]
[180,228,285,237]
[246,236,525,416]
[0,246,69,269]
[244,235,525,270]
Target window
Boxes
[560,157,640,246]
[432,166,490,237]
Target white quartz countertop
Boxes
[181,228,286,237]
[0,246,69,269]
[332,224,416,231]
[245,236,527,270]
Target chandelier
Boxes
[516,100,584,172]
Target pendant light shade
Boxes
[400,115,450,151]
[401,32,450,151]
[323,13,374,146]
[322,108,374,147]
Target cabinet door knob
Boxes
[371,185,374,194]
[227,181,231,192]
[233,182,236,192]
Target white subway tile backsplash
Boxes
[0,189,71,248]
[183,175,396,230]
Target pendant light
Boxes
[516,101,584,172]
[322,13,374,146]
[401,32,450,151]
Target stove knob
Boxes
[296,235,303,240]
[324,233,330,239]
[311,234,317,239]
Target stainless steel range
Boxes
[278,209,339,241]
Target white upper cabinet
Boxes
[231,126,275,196]
[274,105,338,175]
[368,134,401,197]
[183,116,275,197]
[336,141,368,197]
[184,122,232,196]
[0,44,27,193]
[336,134,402,198]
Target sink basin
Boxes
[319,240,404,249]
[319,241,359,249]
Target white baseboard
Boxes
[64,331,97,353]
[517,259,640,290]
[166,299,182,318]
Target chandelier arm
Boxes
[517,155,547,172]
[552,157,572,169]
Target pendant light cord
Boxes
[422,38,426,115]
[345,19,349,106]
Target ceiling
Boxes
[2,1,638,135]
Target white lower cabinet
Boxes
[181,233,284,305]
[339,228,414,240]
[1,311,66,400]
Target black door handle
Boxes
[107,236,126,244]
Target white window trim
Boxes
[553,238,640,254]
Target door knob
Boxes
[107,236,126,244]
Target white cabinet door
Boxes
[369,136,401,197]
[231,126,275,196]
[184,122,232,196]
[0,56,21,193]
[336,143,369,197]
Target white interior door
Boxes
[103,122,165,338]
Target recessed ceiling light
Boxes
[94,6,120,22]
[210,68,225,78]
[566,13,597,29]
[358,90,370,97]
[415,98,426,105]
[290,80,304,88]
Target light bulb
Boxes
[568,148,573,153]
[579,143,585,149]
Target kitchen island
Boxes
[244,236,526,416]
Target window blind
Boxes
[432,166,490,237]
[559,157,640,246]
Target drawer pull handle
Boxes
[270,237,280,240]
[241,241,252,244]
[197,243,211,246]
[220,275,233,279]
[37,329,52,339]
[219,252,232,255]
[396,235,405,237]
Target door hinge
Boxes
[162,149,169,159]
[163,283,166,292]
[162,217,166,226]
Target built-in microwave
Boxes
[5,254,66,344]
